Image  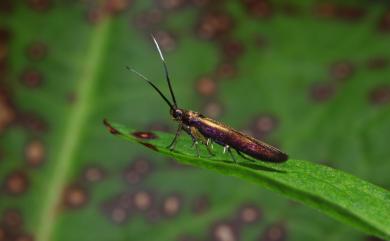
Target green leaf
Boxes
[104,120,390,240]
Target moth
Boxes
[128,37,288,163]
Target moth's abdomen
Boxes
[192,117,288,163]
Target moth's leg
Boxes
[167,122,183,151]
[205,138,215,156]
[182,126,202,157]
[223,145,236,163]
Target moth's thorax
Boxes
[171,108,203,125]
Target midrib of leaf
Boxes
[36,20,112,241]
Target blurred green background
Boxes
[1,0,390,241]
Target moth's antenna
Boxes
[151,35,177,108]
[126,66,174,110]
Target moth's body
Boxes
[129,36,288,163]
[171,109,288,162]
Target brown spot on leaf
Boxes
[20,68,43,88]
[110,207,129,224]
[83,166,105,183]
[14,233,34,241]
[123,156,152,184]
[156,0,187,10]
[0,88,15,133]
[369,85,390,106]
[236,203,261,224]
[152,30,178,52]
[132,131,157,139]
[104,0,131,15]
[260,222,287,241]
[0,0,14,13]
[211,221,239,241]
[26,42,47,61]
[221,39,245,61]
[133,190,153,211]
[24,139,45,167]
[18,112,48,133]
[378,9,390,33]
[85,8,104,25]
[216,62,237,79]
[329,61,354,82]
[190,0,211,7]
[63,184,89,209]
[196,76,217,97]
[309,82,336,102]
[242,0,273,18]
[337,6,365,22]
[191,195,210,215]
[367,57,388,70]
[195,11,233,40]
[250,113,279,138]
[2,209,23,230]
[103,119,119,135]
[27,0,51,12]
[140,142,158,151]
[202,100,224,119]
[133,8,164,30]
[161,194,182,217]
[4,171,29,195]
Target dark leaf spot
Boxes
[196,76,217,97]
[132,131,157,139]
[140,142,158,151]
[152,30,178,53]
[367,57,388,70]
[83,165,106,183]
[17,112,48,133]
[62,184,89,209]
[27,0,51,12]
[369,85,390,106]
[216,62,237,79]
[123,156,152,184]
[24,139,45,167]
[329,61,354,82]
[309,82,336,102]
[221,39,245,61]
[241,0,273,18]
[0,88,15,133]
[103,119,120,135]
[3,171,29,196]
[210,221,240,241]
[132,190,153,211]
[161,193,182,217]
[195,11,233,40]
[260,222,287,241]
[201,100,224,119]
[85,8,104,25]
[26,42,47,61]
[133,8,164,30]
[236,203,261,225]
[191,195,210,215]
[0,0,14,14]
[14,233,34,241]
[104,0,132,15]
[20,68,43,88]
[156,0,188,10]
[2,209,23,230]
[378,10,390,33]
[250,113,279,138]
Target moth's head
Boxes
[170,108,184,121]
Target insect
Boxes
[127,36,288,163]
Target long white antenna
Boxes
[152,35,165,61]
